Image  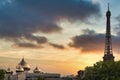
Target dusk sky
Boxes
[0,0,120,75]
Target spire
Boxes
[103,4,114,61]
[108,3,109,11]
[106,3,111,17]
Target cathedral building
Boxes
[5,58,61,80]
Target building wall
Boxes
[5,74,12,80]
[26,73,61,80]
[5,72,25,80]
[5,72,61,80]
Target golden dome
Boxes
[18,58,30,71]
[6,67,13,74]
[33,66,41,73]
[16,65,24,72]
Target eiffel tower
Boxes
[103,4,114,61]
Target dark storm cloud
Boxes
[49,43,65,49]
[69,29,120,54]
[0,0,100,39]
[0,0,101,48]
[17,0,101,20]
[69,29,105,53]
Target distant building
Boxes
[77,70,84,79]
[5,58,61,80]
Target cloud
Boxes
[68,28,120,54]
[49,43,65,49]
[114,15,120,35]
[0,0,101,49]
[0,0,100,40]
[91,0,99,4]
[17,0,101,20]
[12,36,48,48]
[23,36,48,44]
[69,29,105,53]
[13,35,65,49]
[14,42,42,49]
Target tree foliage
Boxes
[81,61,120,80]
[0,69,6,80]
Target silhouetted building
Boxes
[103,4,114,61]
[77,70,84,79]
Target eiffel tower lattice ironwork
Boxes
[103,4,114,61]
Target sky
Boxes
[0,0,120,75]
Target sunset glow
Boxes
[0,0,120,76]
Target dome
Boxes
[16,65,24,72]
[6,67,13,74]
[33,66,41,73]
[18,58,30,71]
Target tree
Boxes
[79,61,120,80]
[0,69,6,80]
